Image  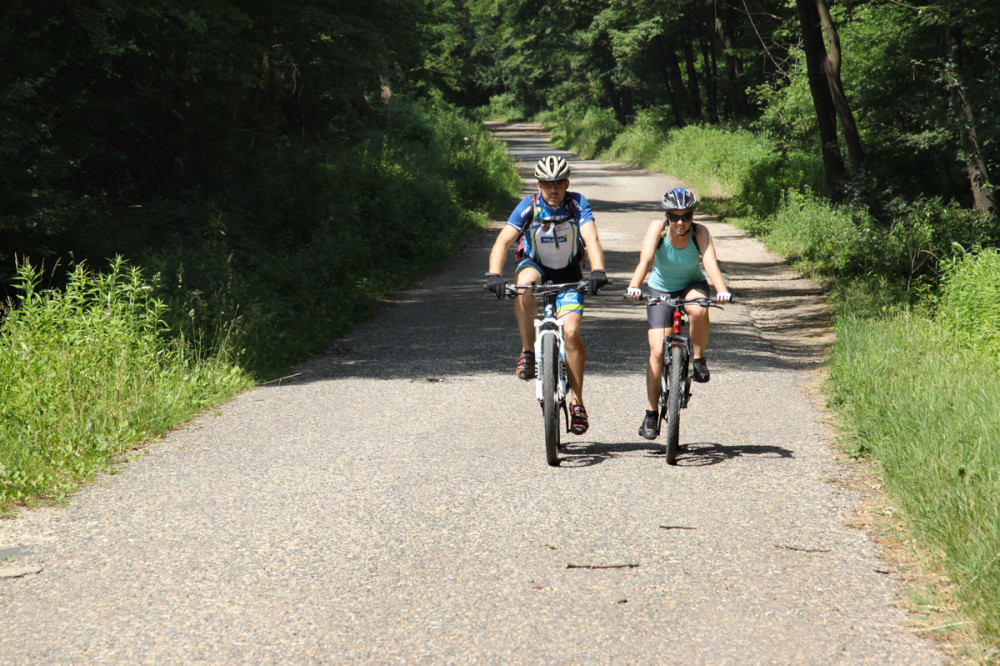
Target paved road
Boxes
[0,125,943,664]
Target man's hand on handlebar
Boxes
[587,270,608,295]
[485,273,506,299]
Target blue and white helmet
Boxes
[660,187,698,211]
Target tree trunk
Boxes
[815,0,864,172]
[945,28,997,215]
[703,0,750,117]
[796,0,846,200]
[701,37,719,123]
[661,44,689,124]
[656,37,684,125]
[682,40,703,119]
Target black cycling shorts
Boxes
[647,280,709,330]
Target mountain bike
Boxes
[640,294,725,464]
[504,280,591,467]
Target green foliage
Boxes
[0,0,435,281]
[828,314,1000,642]
[543,107,621,159]
[602,117,823,218]
[143,99,519,378]
[762,191,868,275]
[475,92,527,122]
[603,107,671,166]
[936,248,1000,364]
[0,259,250,511]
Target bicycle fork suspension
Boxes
[533,319,566,403]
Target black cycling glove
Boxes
[587,269,608,295]
[485,273,506,299]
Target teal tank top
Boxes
[649,236,704,292]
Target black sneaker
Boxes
[638,410,659,440]
[692,357,710,383]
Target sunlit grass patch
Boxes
[0,259,251,511]
[829,313,1000,642]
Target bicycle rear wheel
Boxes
[542,334,560,466]
[664,345,684,464]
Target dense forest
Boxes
[2,0,998,650]
[5,1,997,306]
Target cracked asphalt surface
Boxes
[0,124,943,664]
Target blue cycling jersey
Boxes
[506,193,595,270]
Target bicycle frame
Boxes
[662,305,694,409]
[497,279,595,466]
[507,280,587,440]
[533,298,568,406]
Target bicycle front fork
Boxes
[534,319,566,403]
[662,338,693,409]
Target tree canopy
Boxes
[457,0,998,213]
[2,0,997,284]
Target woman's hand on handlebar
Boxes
[625,286,642,301]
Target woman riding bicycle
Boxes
[625,187,731,440]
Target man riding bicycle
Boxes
[485,155,608,435]
[625,187,731,440]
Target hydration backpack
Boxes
[515,193,585,264]
[656,220,702,254]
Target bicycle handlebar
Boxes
[504,279,610,298]
[626,292,730,308]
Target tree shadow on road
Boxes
[276,244,805,386]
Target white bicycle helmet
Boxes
[534,155,571,181]
[660,187,698,211]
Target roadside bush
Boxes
[0,259,250,510]
[828,313,1000,642]
[475,92,525,122]
[936,247,1000,364]
[760,191,869,276]
[646,125,778,204]
[603,107,671,167]
[141,99,520,378]
[544,107,621,159]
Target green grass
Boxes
[0,259,251,511]
[829,313,1000,644]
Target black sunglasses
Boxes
[667,211,693,222]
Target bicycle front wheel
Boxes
[542,333,560,467]
[664,345,684,464]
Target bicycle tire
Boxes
[542,333,560,466]
[664,345,684,464]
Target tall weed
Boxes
[936,248,1000,364]
[829,313,1000,641]
[0,259,250,510]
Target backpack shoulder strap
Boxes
[656,221,702,254]
[518,194,535,238]
[656,219,669,250]
[566,192,580,223]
